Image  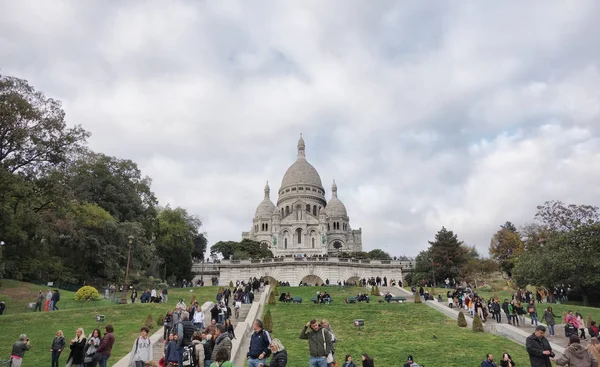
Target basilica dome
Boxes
[325,180,347,217]
[255,182,276,217]
[280,135,324,189]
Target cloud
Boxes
[1,0,599,257]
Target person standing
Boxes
[193,307,205,331]
[526,325,553,367]
[247,319,271,367]
[129,326,153,367]
[51,290,61,311]
[50,330,66,367]
[151,288,157,303]
[66,327,87,367]
[84,329,101,367]
[131,289,138,304]
[46,289,53,311]
[11,334,30,367]
[34,291,44,312]
[299,319,332,367]
[554,335,597,367]
[94,324,115,367]
[163,286,169,304]
[543,307,558,336]
[211,324,232,362]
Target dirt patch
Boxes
[1,287,38,304]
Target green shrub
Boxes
[472,314,484,332]
[478,284,493,292]
[157,314,165,325]
[371,286,381,296]
[229,281,234,288]
[413,293,422,303]
[457,311,467,327]
[268,291,276,305]
[75,286,100,301]
[263,309,273,332]
[144,314,155,329]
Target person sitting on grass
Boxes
[480,353,497,367]
[589,321,599,339]
[499,353,515,367]
[342,355,356,367]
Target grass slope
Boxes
[0,281,222,365]
[264,287,531,367]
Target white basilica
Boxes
[242,135,363,257]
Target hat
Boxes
[407,355,413,361]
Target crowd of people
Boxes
[10,325,115,367]
[31,289,61,312]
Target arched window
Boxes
[306,204,311,212]
[284,238,288,249]
[281,208,284,216]
[286,206,290,215]
[313,205,317,216]
[312,237,315,248]
[296,228,302,244]
[265,223,268,231]
[327,223,330,231]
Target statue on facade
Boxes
[321,233,326,244]
[272,236,277,248]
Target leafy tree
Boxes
[489,226,524,277]
[462,257,500,288]
[367,249,391,260]
[211,239,273,260]
[534,200,599,232]
[513,224,600,305]
[193,233,208,260]
[501,221,518,232]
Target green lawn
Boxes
[0,281,223,365]
[405,286,600,324]
[263,288,532,367]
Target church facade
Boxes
[242,135,363,256]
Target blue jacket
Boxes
[165,341,179,363]
[247,329,270,359]
[481,361,497,367]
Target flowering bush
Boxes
[75,286,100,301]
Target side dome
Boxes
[255,182,276,217]
[280,134,323,188]
[325,180,347,217]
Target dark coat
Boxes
[68,338,87,364]
[268,350,288,367]
[526,333,552,367]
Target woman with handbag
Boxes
[84,329,101,367]
[66,328,87,367]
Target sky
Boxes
[1,1,599,257]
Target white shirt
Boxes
[193,310,205,324]
[151,289,157,297]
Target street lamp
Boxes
[120,235,134,304]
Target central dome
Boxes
[280,135,324,189]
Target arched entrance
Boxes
[346,276,360,285]
[263,276,278,285]
[300,275,324,286]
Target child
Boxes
[165,333,179,366]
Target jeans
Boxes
[494,312,501,323]
[310,356,328,367]
[163,294,168,303]
[548,324,555,336]
[52,350,61,367]
[218,315,224,324]
[204,360,211,367]
[194,322,203,331]
[504,313,511,324]
[99,355,109,367]
[248,357,266,367]
[49,301,55,311]
[530,313,538,326]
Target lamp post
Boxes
[120,235,134,304]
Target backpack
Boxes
[181,344,196,367]
[261,330,272,357]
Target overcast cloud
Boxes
[1,1,599,257]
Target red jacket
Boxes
[96,332,115,357]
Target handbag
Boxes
[322,329,334,363]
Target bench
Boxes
[292,297,302,304]
[346,297,357,304]
[310,297,333,304]
[387,296,406,303]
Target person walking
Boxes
[555,335,597,367]
[543,307,558,336]
[50,330,66,367]
[66,327,87,367]
[46,289,53,311]
[526,325,553,367]
[34,291,44,312]
[11,334,30,367]
[299,319,332,367]
[129,326,153,367]
[247,319,271,367]
[528,301,539,326]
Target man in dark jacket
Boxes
[501,299,511,325]
[299,319,332,367]
[480,353,497,367]
[247,319,271,367]
[526,325,553,367]
[51,290,60,311]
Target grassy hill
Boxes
[0,280,221,365]
[265,287,532,367]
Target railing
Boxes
[193,257,413,267]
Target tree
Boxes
[263,309,273,332]
[457,311,467,327]
[513,224,600,306]
[489,226,524,277]
[534,200,599,232]
[472,314,484,332]
[0,74,89,176]
[462,257,500,288]
[193,233,208,260]
[367,249,391,260]
[428,227,468,284]
[211,239,273,260]
[501,221,518,232]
